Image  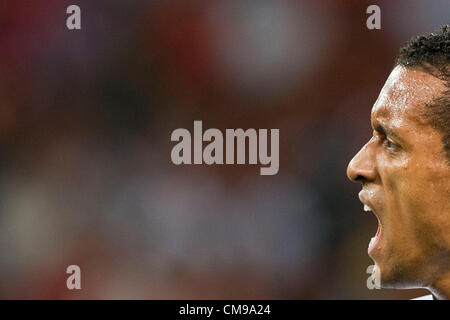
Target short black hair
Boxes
[396,25,450,163]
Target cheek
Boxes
[405,160,450,237]
[378,153,448,241]
[376,153,410,194]
[376,156,419,227]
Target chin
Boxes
[376,260,425,289]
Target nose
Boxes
[347,139,377,183]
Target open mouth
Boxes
[360,195,382,255]
[368,219,381,254]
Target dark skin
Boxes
[347,65,450,299]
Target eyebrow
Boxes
[374,123,405,144]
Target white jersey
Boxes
[411,294,433,300]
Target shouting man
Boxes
[347,26,450,300]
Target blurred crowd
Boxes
[0,0,448,299]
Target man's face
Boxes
[347,65,450,288]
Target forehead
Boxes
[371,65,445,127]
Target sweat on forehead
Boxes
[372,65,446,123]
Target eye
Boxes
[381,136,400,151]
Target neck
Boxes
[428,270,450,300]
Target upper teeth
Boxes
[364,204,372,212]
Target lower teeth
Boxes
[369,236,376,248]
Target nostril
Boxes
[353,174,367,183]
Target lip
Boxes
[358,190,383,255]
[358,191,379,216]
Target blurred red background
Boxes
[0,0,448,299]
